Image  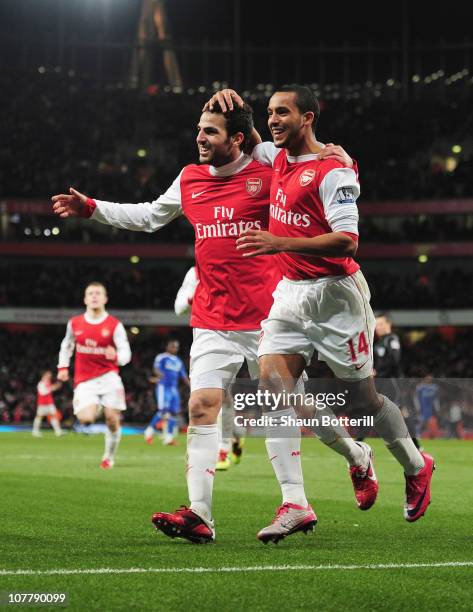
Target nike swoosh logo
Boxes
[75,331,83,336]
[407,486,427,517]
[355,360,369,370]
[191,190,207,199]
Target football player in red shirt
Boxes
[33,370,63,437]
[52,103,363,544]
[211,87,435,532]
[57,282,131,469]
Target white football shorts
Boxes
[258,270,376,381]
[36,404,56,417]
[190,328,260,392]
[73,371,126,414]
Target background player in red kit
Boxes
[51,103,359,544]
[32,370,63,437]
[57,282,131,469]
[211,86,434,530]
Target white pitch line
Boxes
[1,561,473,576]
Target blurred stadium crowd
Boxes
[1,260,473,309]
[1,73,473,202]
[0,261,185,310]
[1,327,472,431]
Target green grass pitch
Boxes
[1,433,472,611]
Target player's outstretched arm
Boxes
[52,172,184,233]
[52,188,92,218]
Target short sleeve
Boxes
[252,142,280,167]
[318,167,360,234]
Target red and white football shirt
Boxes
[58,312,131,386]
[37,381,54,406]
[253,143,360,281]
[92,154,280,330]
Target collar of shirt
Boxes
[209,152,253,177]
[286,143,326,164]
[84,311,108,325]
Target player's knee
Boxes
[77,412,94,425]
[105,413,120,431]
[374,393,394,413]
[351,391,384,415]
[343,377,384,416]
[258,366,280,394]
[106,419,117,432]
[188,394,219,423]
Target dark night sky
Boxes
[0,0,470,46]
[166,0,471,46]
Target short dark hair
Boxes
[376,312,392,323]
[209,101,254,150]
[277,85,320,133]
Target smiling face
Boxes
[84,283,108,312]
[196,111,243,166]
[267,91,314,149]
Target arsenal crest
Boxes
[101,328,110,337]
[246,177,263,196]
[299,169,315,187]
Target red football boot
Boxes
[152,506,215,544]
[404,452,435,522]
[100,458,114,469]
[349,442,379,510]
